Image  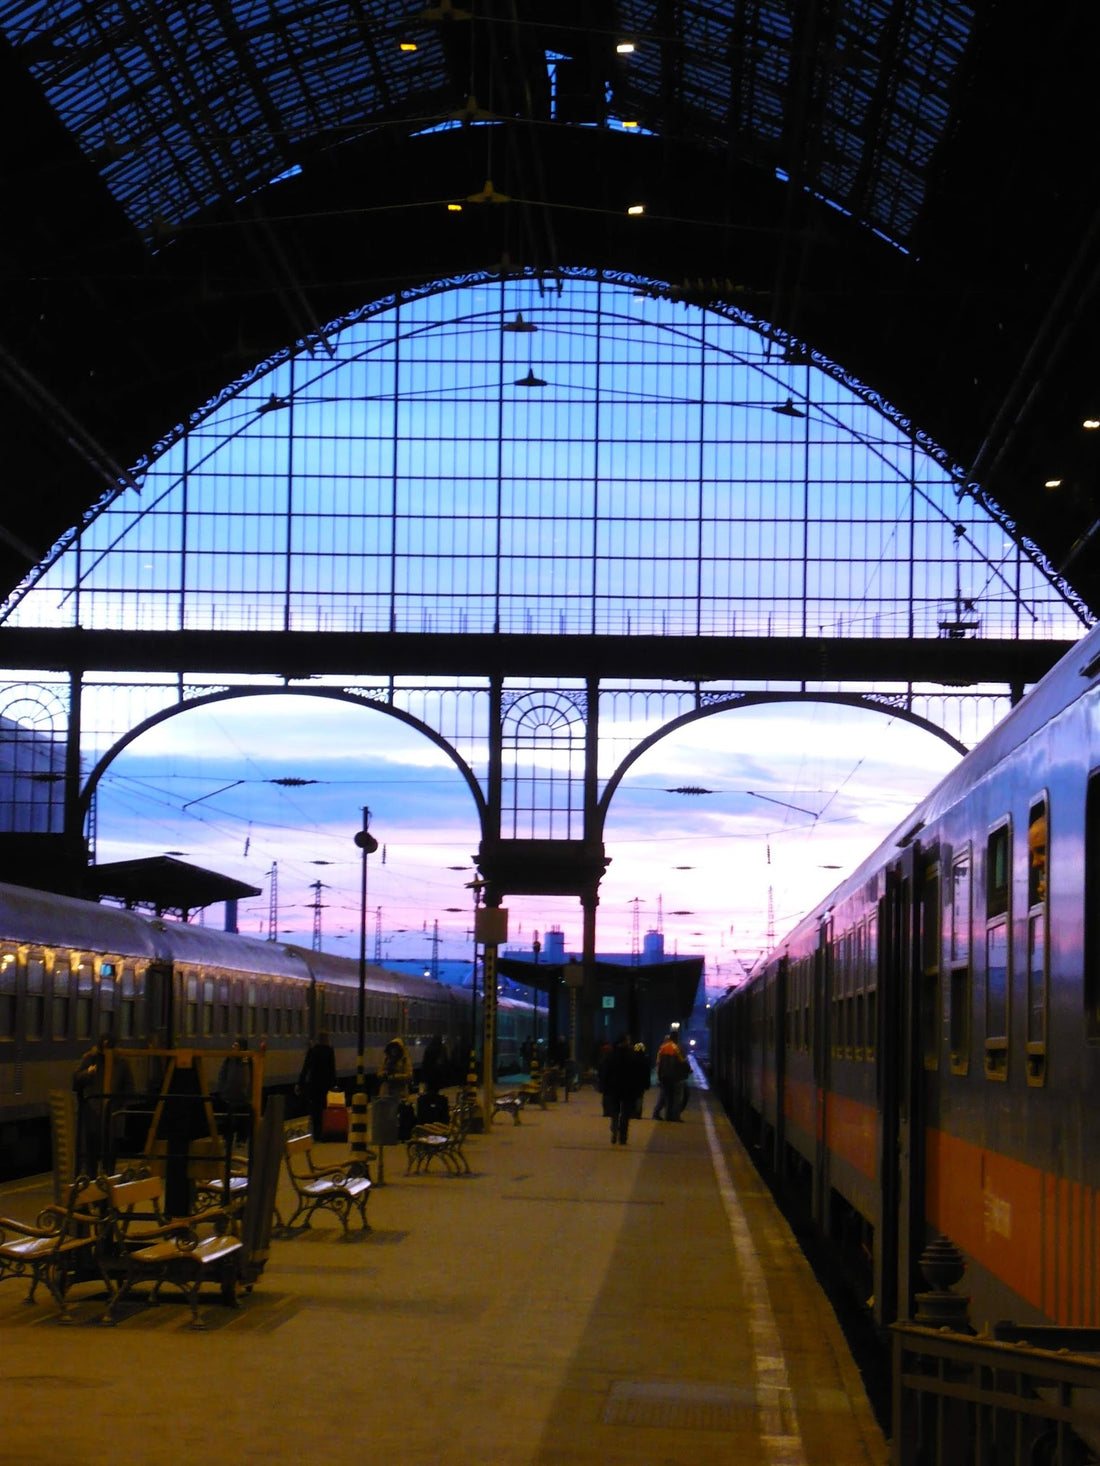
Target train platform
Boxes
[0,1072,888,1466]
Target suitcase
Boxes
[416,1091,450,1126]
[321,1104,349,1141]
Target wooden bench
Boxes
[406,1096,473,1175]
[193,1170,249,1212]
[99,1174,243,1329]
[281,1133,371,1235]
[491,1092,525,1125]
[0,1176,109,1321]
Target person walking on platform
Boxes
[599,1033,650,1146]
[297,1030,336,1141]
[653,1033,686,1121]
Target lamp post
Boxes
[532,931,541,1051]
[351,807,378,1167]
[466,875,485,1063]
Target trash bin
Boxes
[370,1095,401,1146]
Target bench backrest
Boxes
[283,1132,319,1184]
[104,1175,167,1236]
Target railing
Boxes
[892,1322,1100,1465]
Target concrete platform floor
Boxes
[0,1079,888,1466]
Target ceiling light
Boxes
[1084,418,1100,430]
[399,39,418,52]
[621,119,639,129]
[447,202,462,212]
[772,398,806,418]
[502,311,537,333]
[1044,478,1063,489]
[420,1,471,19]
[467,178,509,204]
[451,94,492,125]
[515,368,547,388]
[616,40,635,54]
[627,203,644,216]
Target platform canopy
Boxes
[84,855,261,918]
[499,953,703,1012]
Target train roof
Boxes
[0,879,310,978]
[143,919,311,979]
[287,944,458,1000]
[0,880,163,958]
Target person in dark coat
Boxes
[297,1031,337,1141]
[599,1033,650,1146]
[72,1034,133,1176]
[213,1036,253,1145]
[421,1034,448,1094]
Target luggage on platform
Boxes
[416,1090,450,1126]
[397,1100,417,1142]
[321,1091,349,1140]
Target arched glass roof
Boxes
[4,273,1080,643]
[0,0,976,249]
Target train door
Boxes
[878,840,924,1326]
[773,955,789,1177]
[143,961,173,1044]
[811,917,831,1230]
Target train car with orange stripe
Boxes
[710,620,1100,1335]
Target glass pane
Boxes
[1028,912,1046,1046]
[986,920,1008,1040]
[951,855,970,963]
[1028,800,1048,910]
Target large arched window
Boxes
[3,272,1082,645]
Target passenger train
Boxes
[710,620,1100,1336]
[0,880,532,1177]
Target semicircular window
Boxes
[3,273,1084,644]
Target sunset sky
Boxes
[91,690,962,993]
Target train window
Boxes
[75,961,94,1040]
[119,967,135,1039]
[865,914,877,1061]
[803,955,815,1049]
[0,951,14,1039]
[950,850,971,964]
[25,958,45,1040]
[986,823,1010,919]
[185,973,199,1037]
[1026,796,1049,1086]
[985,920,1009,1079]
[949,847,972,1076]
[98,964,115,1029]
[52,961,70,1040]
[921,863,941,1070]
[984,823,1010,1078]
[853,923,864,1059]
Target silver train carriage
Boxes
[710,618,1100,1337]
[0,880,484,1175]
